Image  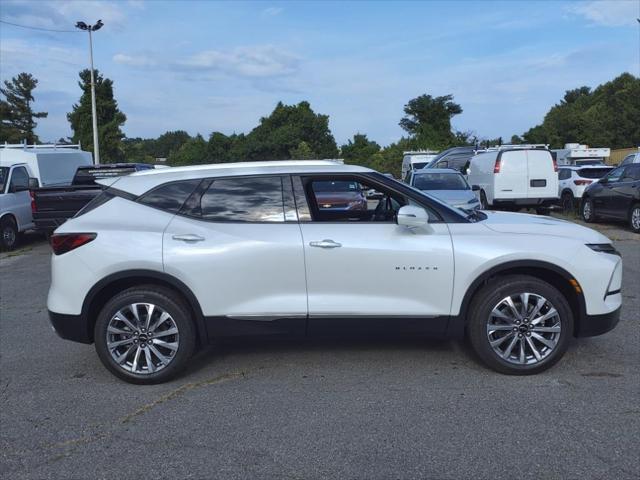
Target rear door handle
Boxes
[172,234,205,243]
[309,239,342,249]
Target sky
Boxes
[1,0,639,147]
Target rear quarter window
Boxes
[138,180,202,213]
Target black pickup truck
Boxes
[32,163,153,233]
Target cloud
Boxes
[113,53,157,67]
[568,0,638,27]
[175,45,300,78]
[262,7,283,17]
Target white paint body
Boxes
[48,162,621,327]
[0,162,35,232]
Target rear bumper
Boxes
[48,310,92,344]
[575,306,621,338]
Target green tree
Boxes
[153,130,191,158]
[0,73,47,143]
[243,101,339,160]
[289,141,317,159]
[340,133,381,165]
[399,94,462,149]
[167,134,209,166]
[522,73,640,148]
[67,69,126,163]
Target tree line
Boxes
[1,70,638,177]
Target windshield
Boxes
[312,180,360,192]
[413,172,469,190]
[0,167,7,192]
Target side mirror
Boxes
[29,177,39,189]
[471,185,480,191]
[397,205,429,228]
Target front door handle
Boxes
[309,239,342,249]
[172,234,205,243]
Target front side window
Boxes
[9,167,29,191]
[622,165,640,182]
[604,166,625,183]
[413,172,469,191]
[139,179,201,213]
[620,154,634,166]
[198,176,285,222]
[0,167,8,192]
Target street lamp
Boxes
[75,20,103,164]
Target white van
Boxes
[0,143,92,187]
[0,161,35,250]
[467,145,558,213]
[401,151,438,182]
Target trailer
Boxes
[552,143,610,166]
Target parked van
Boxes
[0,143,92,187]
[401,151,438,182]
[0,160,35,250]
[467,145,558,213]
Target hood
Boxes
[481,211,610,243]
[428,189,476,205]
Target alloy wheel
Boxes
[2,226,16,248]
[486,293,561,365]
[106,303,180,374]
[631,206,640,231]
[582,200,592,221]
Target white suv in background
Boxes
[47,161,622,383]
[557,165,614,212]
[467,145,559,214]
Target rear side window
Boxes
[558,169,571,180]
[577,168,613,179]
[139,180,201,213]
[197,176,285,222]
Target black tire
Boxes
[94,285,197,384]
[0,216,19,251]
[581,197,596,223]
[629,203,640,234]
[535,207,550,216]
[480,190,489,210]
[561,192,574,213]
[466,275,573,375]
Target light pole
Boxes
[75,20,103,164]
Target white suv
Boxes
[557,165,614,212]
[47,161,623,383]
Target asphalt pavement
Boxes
[1,231,638,480]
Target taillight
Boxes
[553,159,558,172]
[30,191,36,214]
[50,233,97,255]
[493,158,501,173]
[574,179,593,186]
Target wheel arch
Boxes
[561,188,574,198]
[81,269,208,345]
[0,212,17,225]
[450,260,586,338]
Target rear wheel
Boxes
[0,216,19,251]
[561,192,575,213]
[535,207,550,216]
[629,204,640,233]
[581,197,596,223]
[94,286,196,384]
[467,275,573,375]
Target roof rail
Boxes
[475,144,549,153]
[403,150,439,155]
[0,141,82,150]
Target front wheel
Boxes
[466,275,573,375]
[581,198,596,223]
[0,217,19,251]
[94,286,196,384]
[629,204,640,233]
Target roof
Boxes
[98,160,373,196]
[0,159,27,167]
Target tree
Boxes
[399,94,462,149]
[67,69,126,163]
[0,73,47,143]
[168,134,209,166]
[522,73,640,148]
[340,133,380,165]
[153,130,191,158]
[289,141,316,159]
[243,101,339,160]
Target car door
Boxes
[526,149,557,199]
[496,150,528,198]
[294,174,455,334]
[593,166,625,217]
[162,175,308,336]
[6,166,34,230]
[608,165,639,218]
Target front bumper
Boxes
[49,310,93,344]
[575,305,621,337]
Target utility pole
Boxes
[75,20,103,164]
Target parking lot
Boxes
[1,224,638,480]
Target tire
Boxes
[581,197,596,223]
[466,275,573,375]
[535,207,550,216]
[629,203,640,234]
[0,216,19,251]
[94,285,197,384]
[480,190,489,210]
[561,192,574,213]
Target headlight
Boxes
[586,243,621,256]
